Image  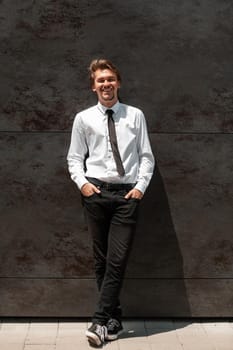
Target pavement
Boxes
[0,319,233,350]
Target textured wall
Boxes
[0,0,233,317]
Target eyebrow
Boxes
[96,76,116,80]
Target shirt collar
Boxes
[97,101,120,115]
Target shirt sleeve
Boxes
[134,111,155,194]
[67,114,89,190]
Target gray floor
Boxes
[0,319,233,350]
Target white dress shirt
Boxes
[67,101,155,194]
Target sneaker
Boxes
[105,318,123,340]
[85,323,107,346]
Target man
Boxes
[67,58,154,346]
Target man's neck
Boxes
[99,99,119,109]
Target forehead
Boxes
[94,69,118,80]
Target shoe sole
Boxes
[105,329,123,341]
[85,330,102,346]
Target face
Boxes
[92,69,120,107]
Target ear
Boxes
[92,82,96,91]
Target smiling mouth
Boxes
[102,90,112,95]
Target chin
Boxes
[104,93,115,99]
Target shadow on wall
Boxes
[123,166,191,317]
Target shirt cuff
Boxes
[72,175,89,191]
[134,182,146,194]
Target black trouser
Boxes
[82,179,140,325]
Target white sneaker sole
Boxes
[85,330,102,346]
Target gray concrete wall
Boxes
[0,0,232,317]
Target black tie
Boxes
[106,109,125,177]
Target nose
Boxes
[102,80,111,90]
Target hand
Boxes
[124,188,143,200]
[81,183,101,197]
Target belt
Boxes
[86,177,136,191]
